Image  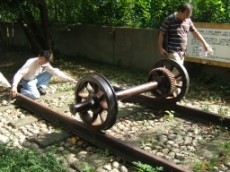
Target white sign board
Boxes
[186,28,230,64]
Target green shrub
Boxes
[0,144,67,172]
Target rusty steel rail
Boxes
[16,94,192,172]
[113,87,230,130]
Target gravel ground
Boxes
[0,82,229,172]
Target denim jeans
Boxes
[21,71,52,99]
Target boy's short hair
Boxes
[38,50,51,61]
[178,3,192,13]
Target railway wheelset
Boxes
[70,59,190,131]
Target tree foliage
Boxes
[0,0,229,53]
[1,0,229,28]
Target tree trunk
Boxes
[4,0,54,56]
[19,21,42,54]
[37,0,54,59]
[24,11,43,50]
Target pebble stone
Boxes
[213,166,219,171]
[220,164,228,170]
[156,152,164,157]
[0,134,8,143]
[167,140,175,145]
[66,153,77,164]
[78,150,88,156]
[176,153,185,160]
[120,165,128,172]
[169,152,175,159]
[22,141,32,148]
[1,100,8,105]
[184,137,193,145]
[103,163,112,171]
[58,146,65,152]
[112,161,120,169]
[187,146,196,152]
[162,148,169,154]
[86,146,94,152]
[225,162,230,168]
[144,146,151,151]
[96,167,107,172]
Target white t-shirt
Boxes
[12,57,72,89]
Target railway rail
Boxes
[16,94,192,172]
[116,88,230,130]
[15,89,230,172]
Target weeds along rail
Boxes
[16,94,192,172]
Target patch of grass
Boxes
[187,77,230,103]
[200,104,210,112]
[193,141,230,172]
[56,83,76,92]
[139,136,158,149]
[218,105,230,116]
[151,138,158,146]
[193,156,219,172]
[82,162,96,172]
[140,141,147,149]
[0,144,67,171]
[53,56,146,87]
[164,110,175,121]
[133,161,163,172]
[97,148,110,157]
[219,141,230,162]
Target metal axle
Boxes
[70,97,95,114]
[116,81,158,100]
[71,81,158,113]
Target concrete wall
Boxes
[0,23,28,48]
[114,27,160,70]
[51,25,161,71]
[1,24,162,71]
[0,23,229,82]
[52,25,114,64]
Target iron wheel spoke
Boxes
[96,89,105,100]
[99,111,107,123]
[169,65,174,71]
[100,98,108,110]
[78,92,88,99]
[175,84,183,88]
[86,82,95,93]
[172,91,178,98]
[90,113,99,124]
[175,74,182,79]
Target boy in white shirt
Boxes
[11,50,77,99]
